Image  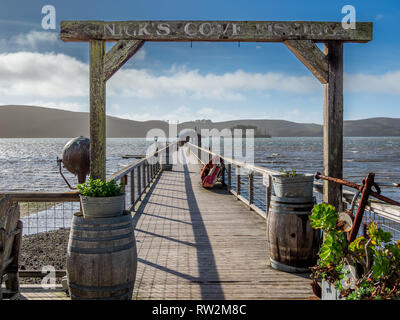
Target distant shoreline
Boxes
[1,105,399,138]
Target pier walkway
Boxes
[19,148,314,300]
[131,149,313,300]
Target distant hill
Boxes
[0,105,399,138]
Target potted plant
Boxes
[77,178,125,218]
[309,203,400,300]
[271,168,314,199]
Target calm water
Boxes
[0,137,399,200]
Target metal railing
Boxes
[0,142,175,279]
[187,142,400,242]
[314,184,400,243]
[187,142,280,219]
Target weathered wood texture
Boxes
[0,192,80,202]
[131,149,314,299]
[60,21,373,43]
[67,214,137,300]
[284,40,328,83]
[267,200,320,271]
[0,196,22,299]
[104,40,144,81]
[89,40,106,181]
[323,41,344,211]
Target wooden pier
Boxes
[18,149,314,300]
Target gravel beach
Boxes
[20,228,70,284]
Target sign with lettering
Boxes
[60,21,373,43]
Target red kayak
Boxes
[200,156,224,188]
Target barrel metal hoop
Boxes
[270,258,310,273]
[269,208,311,215]
[69,280,134,292]
[270,195,314,204]
[70,292,131,300]
[71,223,132,232]
[70,231,133,242]
[73,214,131,225]
[69,240,136,254]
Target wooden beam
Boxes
[284,40,328,84]
[89,39,106,181]
[60,21,373,43]
[0,192,80,202]
[103,40,144,81]
[323,41,344,211]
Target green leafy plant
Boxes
[77,178,123,198]
[310,203,400,300]
[279,167,297,177]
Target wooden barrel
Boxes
[66,212,137,300]
[267,196,321,273]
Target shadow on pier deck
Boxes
[131,150,314,300]
[19,149,314,300]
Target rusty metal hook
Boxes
[57,157,77,190]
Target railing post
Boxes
[248,171,254,208]
[227,163,231,191]
[236,165,241,197]
[166,143,170,166]
[142,163,146,190]
[121,175,127,193]
[147,162,150,184]
[197,133,201,160]
[137,164,141,199]
[130,169,135,207]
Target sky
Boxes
[0,0,399,124]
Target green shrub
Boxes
[310,203,400,300]
[279,168,297,177]
[78,178,122,197]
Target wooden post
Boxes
[130,169,135,206]
[197,133,202,160]
[166,142,170,165]
[147,162,150,184]
[227,163,232,191]
[137,164,141,199]
[142,163,146,190]
[236,165,241,196]
[248,171,254,207]
[323,41,344,211]
[89,40,106,181]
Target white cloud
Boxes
[0,52,88,98]
[108,68,321,101]
[13,31,58,50]
[0,51,399,123]
[344,71,400,95]
[0,30,59,52]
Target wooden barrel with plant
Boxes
[66,212,137,300]
[267,169,321,272]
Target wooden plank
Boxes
[284,39,328,84]
[0,192,80,202]
[103,40,144,81]
[89,40,106,181]
[130,169,135,206]
[129,149,314,300]
[323,41,343,211]
[60,21,373,43]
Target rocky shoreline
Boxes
[20,228,69,284]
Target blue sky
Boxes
[0,0,399,123]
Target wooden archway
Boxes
[60,20,373,210]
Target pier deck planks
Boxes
[18,149,315,300]
[132,150,314,300]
